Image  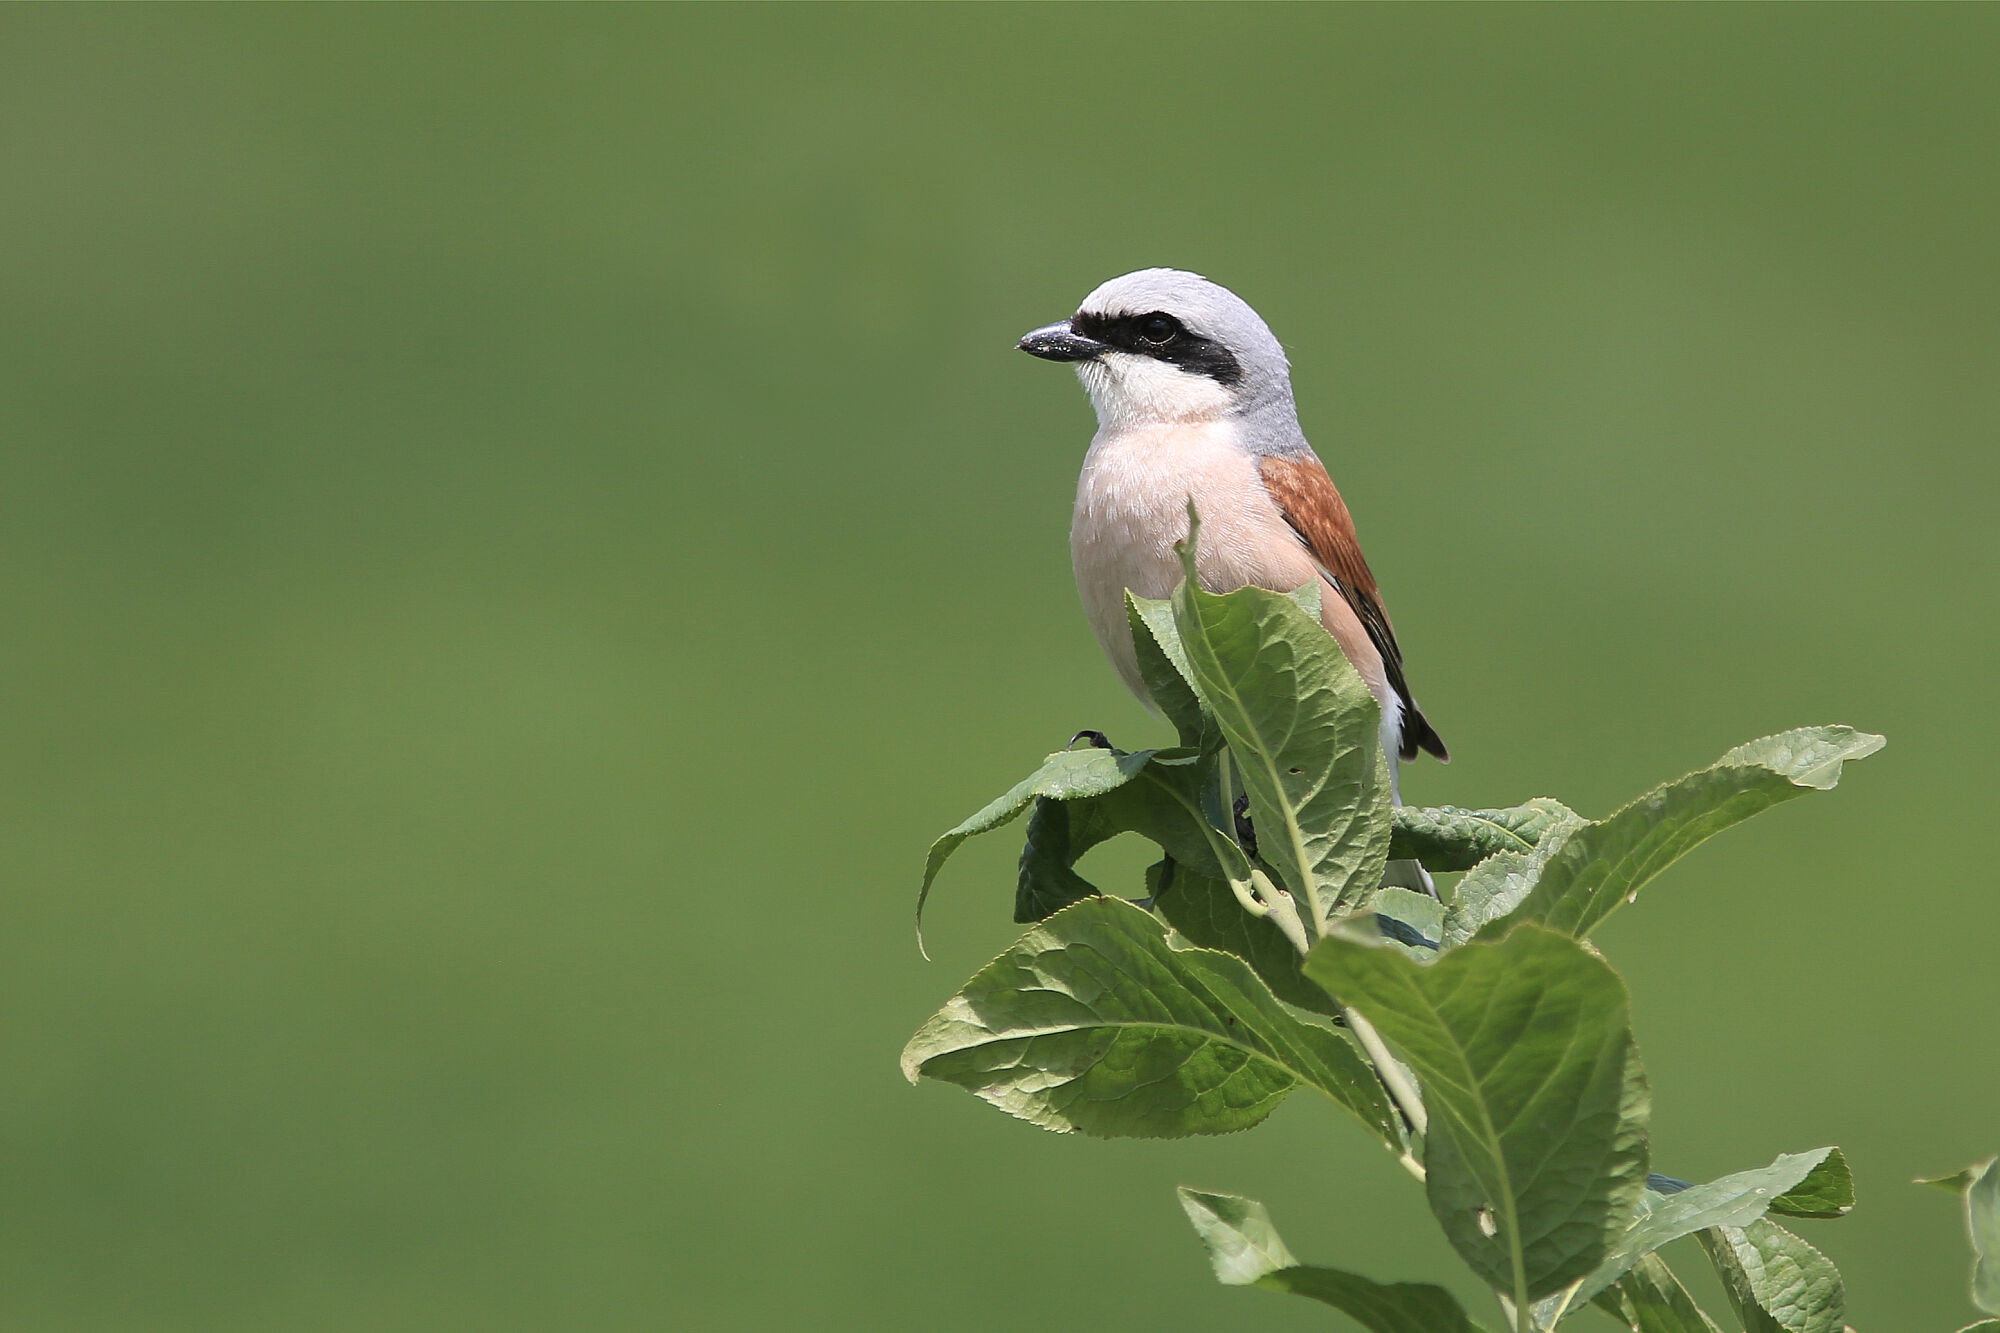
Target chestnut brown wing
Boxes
[1258,454,1447,762]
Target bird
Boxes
[1017,268,1447,799]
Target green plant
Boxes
[903,508,1988,1331]
[1919,1158,2000,1333]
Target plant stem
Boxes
[1279,810,1325,940]
[1144,770,1269,927]
[1344,1008,1428,1141]
[1261,876,1428,1180]
[1495,1288,1541,1333]
[1221,743,1327,937]
[1251,869,1310,955]
[1538,1280,1582,1328]
[1215,746,1238,837]
[1210,741,1428,1180]
[1511,1243,1534,1333]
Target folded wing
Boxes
[1258,453,1448,762]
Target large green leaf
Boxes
[1177,1188,1490,1332]
[1152,859,1337,1016]
[1592,1253,1726,1333]
[1697,1219,1846,1333]
[1389,799,1580,872]
[902,897,1401,1147]
[1571,1148,1835,1303]
[1509,727,1884,940]
[1305,925,1650,1302]
[1168,507,1393,925]
[1438,728,1882,948]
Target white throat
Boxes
[1076,351,1235,432]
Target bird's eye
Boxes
[1138,314,1180,345]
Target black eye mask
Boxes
[1071,309,1244,386]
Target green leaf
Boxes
[1769,1147,1854,1220]
[1936,1157,2000,1315]
[1974,1159,2000,1314]
[1592,1253,1726,1333]
[1176,1187,1300,1284]
[1371,885,1445,959]
[1089,752,1251,882]
[1920,1158,2000,1314]
[1177,1188,1490,1332]
[1127,592,1217,750]
[918,744,1162,942]
[1922,1166,1985,1194]
[1437,728,1882,948]
[1010,750,1245,923]
[1510,727,1885,940]
[1438,810,1590,949]
[1958,1323,2000,1332]
[1389,799,1581,872]
[1572,1148,1835,1303]
[920,738,1246,938]
[1320,887,1445,962]
[1013,796,1118,923]
[1305,924,1651,1301]
[1152,859,1337,1016]
[1697,1219,1846,1333]
[1169,506,1394,923]
[902,896,1401,1147]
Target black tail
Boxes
[1400,703,1448,763]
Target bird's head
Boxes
[1016,268,1295,431]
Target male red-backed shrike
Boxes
[1018,268,1447,797]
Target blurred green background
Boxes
[2,6,1994,1330]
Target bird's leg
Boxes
[1068,730,1115,751]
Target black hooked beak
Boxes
[1017,320,1107,363]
